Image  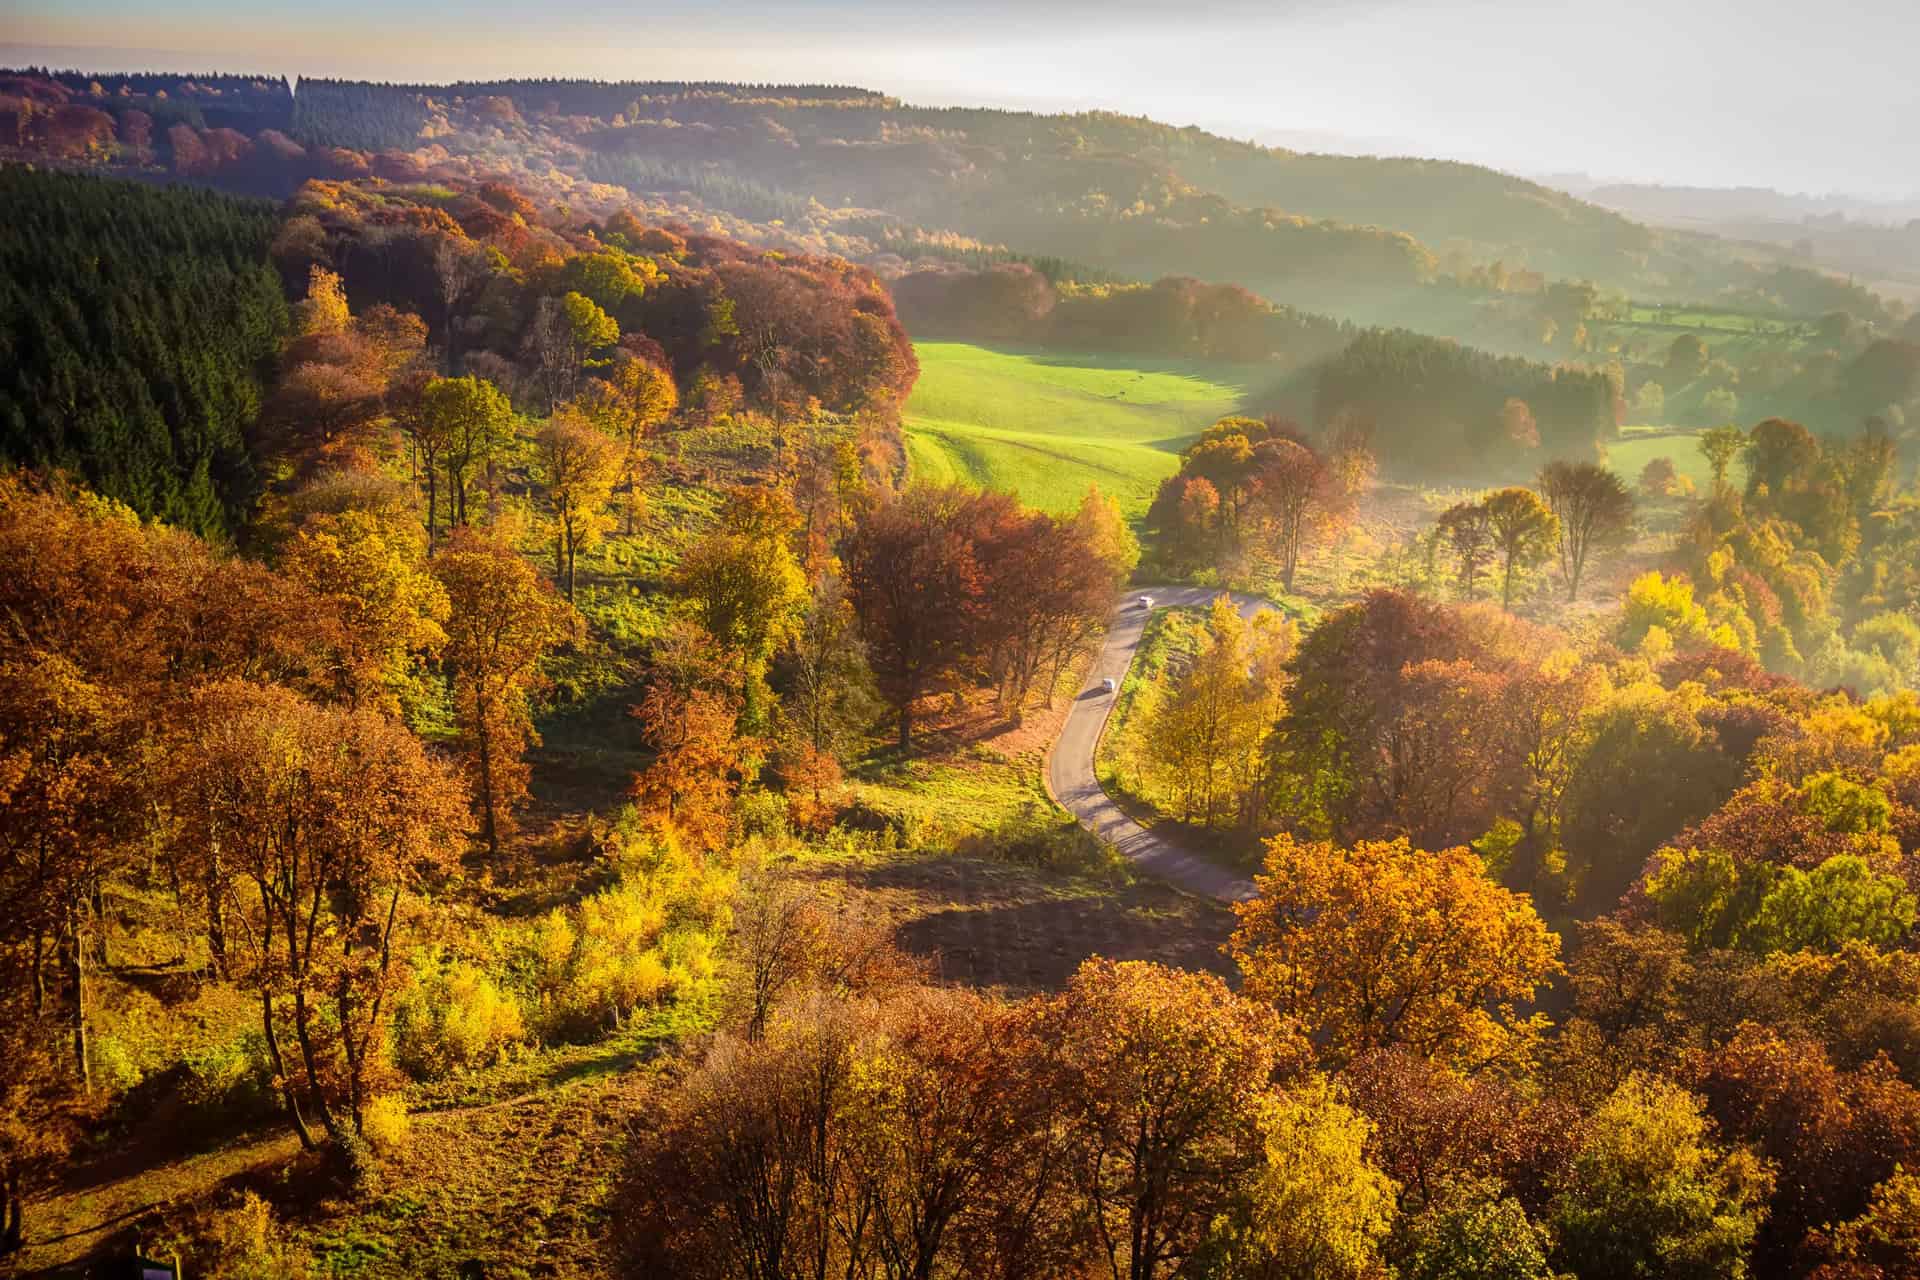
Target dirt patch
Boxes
[805,852,1237,994]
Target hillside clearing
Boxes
[903,341,1256,517]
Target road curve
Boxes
[1047,586,1276,904]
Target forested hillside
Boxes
[5,68,1868,340]
[0,168,286,535]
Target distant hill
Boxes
[3,70,1898,346]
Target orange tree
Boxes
[167,680,465,1149]
[1230,835,1562,1072]
[433,532,582,856]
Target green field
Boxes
[1608,425,1711,491]
[903,341,1256,517]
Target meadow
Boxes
[902,341,1257,517]
[1607,424,1712,490]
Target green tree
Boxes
[1746,854,1916,953]
[410,375,514,540]
[1550,1075,1772,1280]
[1697,425,1746,494]
[1393,1176,1557,1280]
[1667,333,1709,381]
[1480,487,1560,609]
[674,490,809,723]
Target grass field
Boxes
[1608,425,1711,491]
[903,341,1257,518]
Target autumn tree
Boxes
[1549,1075,1772,1280]
[279,507,449,710]
[168,680,464,1150]
[632,683,753,854]
[1250,437,1343,593]
[1480,487,1560,609]
[975,510,1112,719]
[434,533,582,855]
[673,486,809,722]
[404,374,514,542]
[771,568,875,822]
[1230,835,1563,1071]
[1744,417,1821,500]
[596,355,678,533]
[535,408,622,600]
[527,291,619,411]
[1069,483,1141,589]
[1538,461,1635,601]
[1438,500,1494,598]
[1138,597,1286,827]
[0,650,135,1089]
[844,485,988,749]
[1038,958,1303,1280]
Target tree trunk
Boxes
[897,706,913,752]
[425,461,439,551]
[477,706,500,856]
[64,898,89,1090]
[30,929,45,1016]
[2,1169,22,1256]
[262,989,319,1151]
[204,838,227,980]
[1502,558,1516,610]
[291,985,340,1139]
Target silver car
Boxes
[1100,677,1117,694]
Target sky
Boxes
[5,0,1918,196]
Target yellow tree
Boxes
[673,488,808,723]
[280,507,449,711]
[596,357,678,534]
[433,533,583,856]
[1230,834,1563,1071]
[536,408,622,600]
[1069,483,1141,589]
[1140,597,1270,827]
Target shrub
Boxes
[181,1029,277,1119]
[391,953,527,1080]
[153,1190,314,1280]
[516,842,735,1042]
[360,1094,411,1156]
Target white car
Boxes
[1136,595,1154,610]
[1100,677,1117,694]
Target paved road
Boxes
[1047,586,1275,904]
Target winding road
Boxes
[1046,587,1276,904]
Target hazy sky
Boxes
[6,0,1917,196]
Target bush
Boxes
[181,1029,278,1119]
[360,1094,411,1156]
[956,806,1133,885]
[391,954,526,1080]
[152,1190,314,1280]
[516,843,735,1042]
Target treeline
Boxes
[1314,328,1618,477]
[288,77,884,152]
[0,168,286,536]
[891,266,1355,363]
[2,67,292,132]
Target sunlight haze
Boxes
[7,0,1918,194]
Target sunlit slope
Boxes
[903,342,1254,518]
